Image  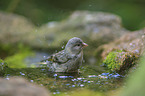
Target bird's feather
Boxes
[41,50,71,64]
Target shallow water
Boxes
[5,66,123,95]
[3,52,124,95]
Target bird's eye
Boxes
[76,44,80,46]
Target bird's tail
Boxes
[40,59,46,62]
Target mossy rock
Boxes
[0,59,8,76]
[120,54,145,96]
[103,51,139,74]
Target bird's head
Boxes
[65,37,88,56]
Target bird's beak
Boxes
[82,43,88,48]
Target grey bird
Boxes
[41,37,88,72]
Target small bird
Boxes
[41,37,88,72]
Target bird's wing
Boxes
[41,50,71,64]
[52,50,71,64]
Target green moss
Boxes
[4,44,34,68]
[103,50,123,72]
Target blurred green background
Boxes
[0,0,145,30]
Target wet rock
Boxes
[0,12,46,49]
[39,11,129,48]
[0,11,128,49]
[0,59,8,76]
[0,77,50,96]
[101,30,144,59]
[0,11,35,44]
[97,29,145,73]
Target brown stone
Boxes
[0,77,50,96]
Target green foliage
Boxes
[4,44,34,68]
